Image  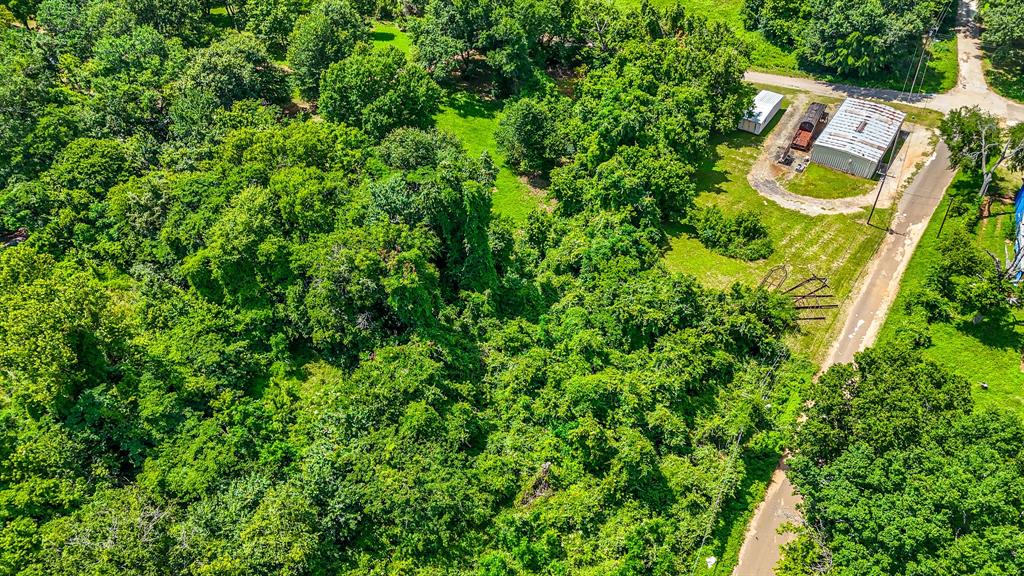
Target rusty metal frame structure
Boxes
[760,267,838,321]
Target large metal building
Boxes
[738,90,784,135]
[810,98,906,178]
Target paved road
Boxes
[745,1,1024,125]
[732,143,957,576]
[732,2,1007,573]
[731,461,802,576]
[824,141,958,365]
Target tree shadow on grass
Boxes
[208,7,234,31]
[692,153,732,196]
[694,106,788,197]
[663,221,698,239]
[442,91,499,120]
[956,315,1024,353]
[988,66,1024,104]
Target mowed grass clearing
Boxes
[372,22,542,221]
[877,172,1024,416]
[784,163,879,200]
[435,93,543,221]
[371,22,413,54]
[663,96,890,361]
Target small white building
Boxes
[738,90,784,135]
[810,98,906,179]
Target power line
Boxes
[902,0,956,99]
[686,350,788,576]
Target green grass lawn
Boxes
[785,164,879,200]
[663,96,889,361]
[371,21,542,221]
[372,22,413,55]
[877,172,1024,416]
[435,92,543,221]
[615,0,958,93]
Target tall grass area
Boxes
[372,22,542,221]
[877,172,1024,416]
[663,97,889,361]
[614,0,958,93]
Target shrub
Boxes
[687,206,774,260]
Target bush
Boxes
[904,286,954,323]
[687,206,774,260]
[319,44,440,138]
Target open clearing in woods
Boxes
[663,92,899,361]
[372,22,541,221]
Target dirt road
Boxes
[731,461,802,576]
[824,141,958,365]
[746,94,934,216]
[745,0,1024,125]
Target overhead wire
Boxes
[685,349,789,576]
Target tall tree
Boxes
[319,44,441,137]
[285,0,367,99]
[940,106,1024,199]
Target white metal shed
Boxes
[810,98,906,178]
[738,90,784,135]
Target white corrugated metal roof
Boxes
[814,98,905,164]
[744,90,784,125]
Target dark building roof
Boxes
[799,103,827,132]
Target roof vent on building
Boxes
[855,120,868,133]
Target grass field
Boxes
[663,95,890,360]
[877,172,1024,416]
[985,58,1024,104]
[372,22,542,221]
[372,22,413,54]
[785,164,879,200]
[615,0,958,93]
[435,93,543,221]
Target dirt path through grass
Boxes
[745,95,935,216]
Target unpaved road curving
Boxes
[746,93,935,216]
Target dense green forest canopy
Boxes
[781,344,1024,575]
[742,0,950,77]
[0,0,804,574]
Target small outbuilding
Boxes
[810,98,905,178]
[739,90,784,135]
